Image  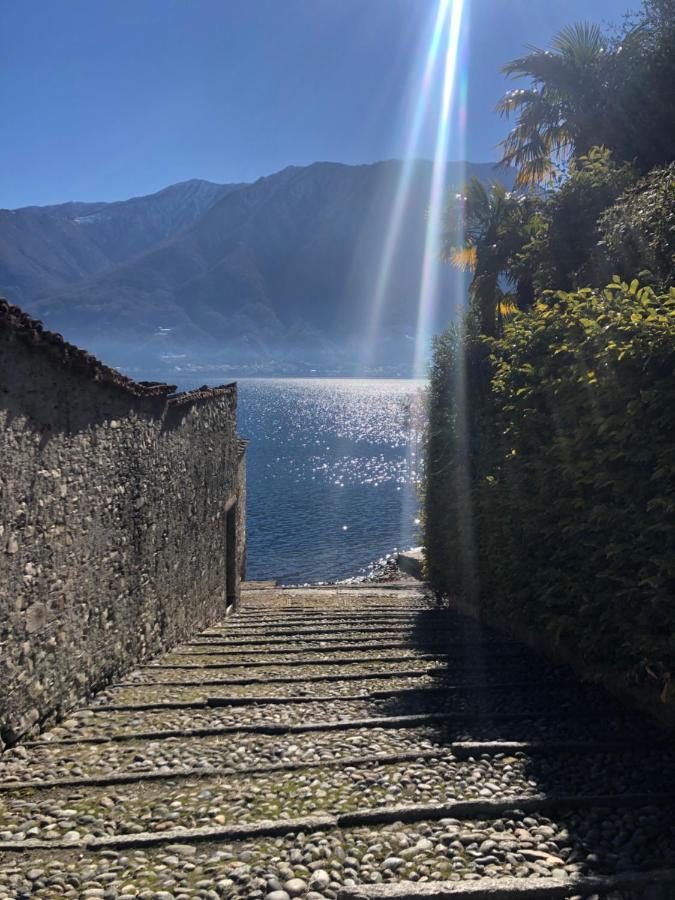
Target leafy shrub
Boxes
[602,0,675,174]
[425,281,675,687]
[598,163,675,291]
[423,326,468,597]
[518,148,636,293]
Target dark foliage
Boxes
[425,0,675,703]
[424,282,675,690]
[519,148,637,293]
[598,163,675,291]
[603,0,675,174]
[497,0,675,184]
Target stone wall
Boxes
[0,301,246,747]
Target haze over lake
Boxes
[179,377,425,583]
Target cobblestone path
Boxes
[1,583,674,899]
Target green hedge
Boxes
[424,281,675,687]
[598,162,675,292]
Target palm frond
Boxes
[496,88,541,117]
[500,130,550,166]
[515,158,558,187]
[449,246,477,272]
[500,129,560,184]
[552,22,605,57]
[499,298,519,317]
[490,182,509,202]
[496,18,611,186]
[503,50,579,86]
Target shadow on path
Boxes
[372,603,675,893]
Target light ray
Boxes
[413,0,468,379]
[449,7,476,607]
[363,0,452,367]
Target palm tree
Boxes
[497,23,610,186]
[441,178,533,337]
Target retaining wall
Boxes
[0,301,246,746]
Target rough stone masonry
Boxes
[0,300,246,748]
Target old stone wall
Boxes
[0,302,246,746]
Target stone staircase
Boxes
[0,583,674,899]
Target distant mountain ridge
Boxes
[0,161,515,375]
[0,179,240,303]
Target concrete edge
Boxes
[0,750,448,794]
[143,653,444,671]
[336,868,675,898]
[20,713,457,747]
[115,667,446,687]
[21,707,628,748]
[89,680,553,713]
[1,792,674,853]
[1,738,656,794]
[241,582,426,592]
[172,640,514,657]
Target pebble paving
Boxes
[121,661,447,685]
[1,583,674,900]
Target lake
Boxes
[173,377,425,583]
[234,378,425,584]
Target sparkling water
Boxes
[172,377,424,584]
[237,378,424,584]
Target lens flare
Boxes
[363,0,452,365]
[413,0,469,378]
[358,0,472,559]
[362,0,470,377]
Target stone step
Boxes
[5,726,673,792]
[87,681,584,712]
[159,649,449,666]
[215,607,462,618]
[145,647,542,671]
[2,750,673,843]
[146,652,445,667]
[156,652,525,670]
[215,610,436,619]
[0,758,535,842]
[0,749,449,793]
[3,586,674,900]
[23,708,656,748]
[3,740,668,795]
[243,585,423,594]
[120,664,448,687]
[194,632,465,646]
[0,724,452,783]
[91,673,446,706]
[140,656,446,674]
[35,692,627,742]
[177,641,515,656]
[337,870,675,898]
[2,800,675,900]
[191,633,429,645]
[201,625,499,639]
[129,662,445,683]
[237,603,428,611]
[2,793,675,853]
[230,612,437,620]
[78,686,618,734]
[235,605,428,615]
[21,713,476,747]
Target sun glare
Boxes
[365,0,453,355]
[413,0,469,379]
[364,0,470,378]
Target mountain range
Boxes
[0,160,515,377]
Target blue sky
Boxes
[2,0,626,208]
